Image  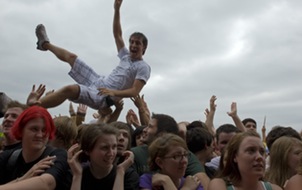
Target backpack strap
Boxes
[6,146,55,172]
[7,148,22,171]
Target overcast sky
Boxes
[1,0,302,133]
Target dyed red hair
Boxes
[11,106,56,140]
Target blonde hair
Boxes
[53,116,78,149]
[265,136,302,187]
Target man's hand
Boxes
[114,99,124,111]
[126,109,141,128]
[26,84,45,106]
[227,102,238,118]
[67,143,83,177]
[114,0,123,10]
[77,104,88,115]
[98,88,115,96]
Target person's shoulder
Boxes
[131,144,148,154]
[284,175,302,190]
[47,147,66,155]
[270,183,282,190]
[208,178,227,190]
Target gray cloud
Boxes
[1,0,301,133]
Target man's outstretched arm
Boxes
[113,0,125,52]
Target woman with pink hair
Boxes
[0,106,71,190]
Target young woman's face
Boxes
[88,134,117,169]
[234,136,266,179]
[156,145,188,180]
[287,143,302,175]
[22,118,49,151]
[135,133,144,147]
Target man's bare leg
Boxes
[27,84,80,108]
[36,24,77,67]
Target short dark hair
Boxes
[216,124,241,143]
[186,127,213,154]
[131,125,146,147]
[242,118,257,126]
[186,120,207,130]
[129,32,148,54]
[4,100,28,113]
[152,113,179,136]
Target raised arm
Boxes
[130,94,150,126]
[98,79,145,98]
[227,102,246,132]
[113,0,125,52]
[107,99,124,123]
[204,95,217,135]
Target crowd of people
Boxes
[1,0,302,189]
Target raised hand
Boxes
[67,143,83,176]
[114,0,123,10]
[209,95,217,112]
[227,102,237,118]
[114,99,124,111]
[69,102,76,116]
[26,84,46,106]
[117,151,134,172]
[126,109,140,128]
[77,104,88,115]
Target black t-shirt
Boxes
[0,146,72,190]
[3,142,22,151]
[81,164,139,190]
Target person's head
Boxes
[242,118,257,131]
[0,92,12,118]
[129,32,148,60]
[75,123,90,143]
[215,124,241,153]
[148,133,189,179]
[80,123,118,169]
[186,120,207,130]
[298,148,302,175]
[52,116,78,150]
[266,136,302,187]
[11,106,56,151]
[142,113,179,144]
[131,125,146,147]
[109,121,132,156]
[2,100,28,138]
[220,130,265,185]
[266,125,301,151]
[186,127,214,163]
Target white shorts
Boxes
[68,58,107,110]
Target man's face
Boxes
[217,132,236,153]
[141,118,158,144]
[2,107,23,136]
[117,129,130,156]
[129,36,145,61]
[245,122,257,131]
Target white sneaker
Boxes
[35,24,49,51]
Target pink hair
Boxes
[11,106,56,140]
